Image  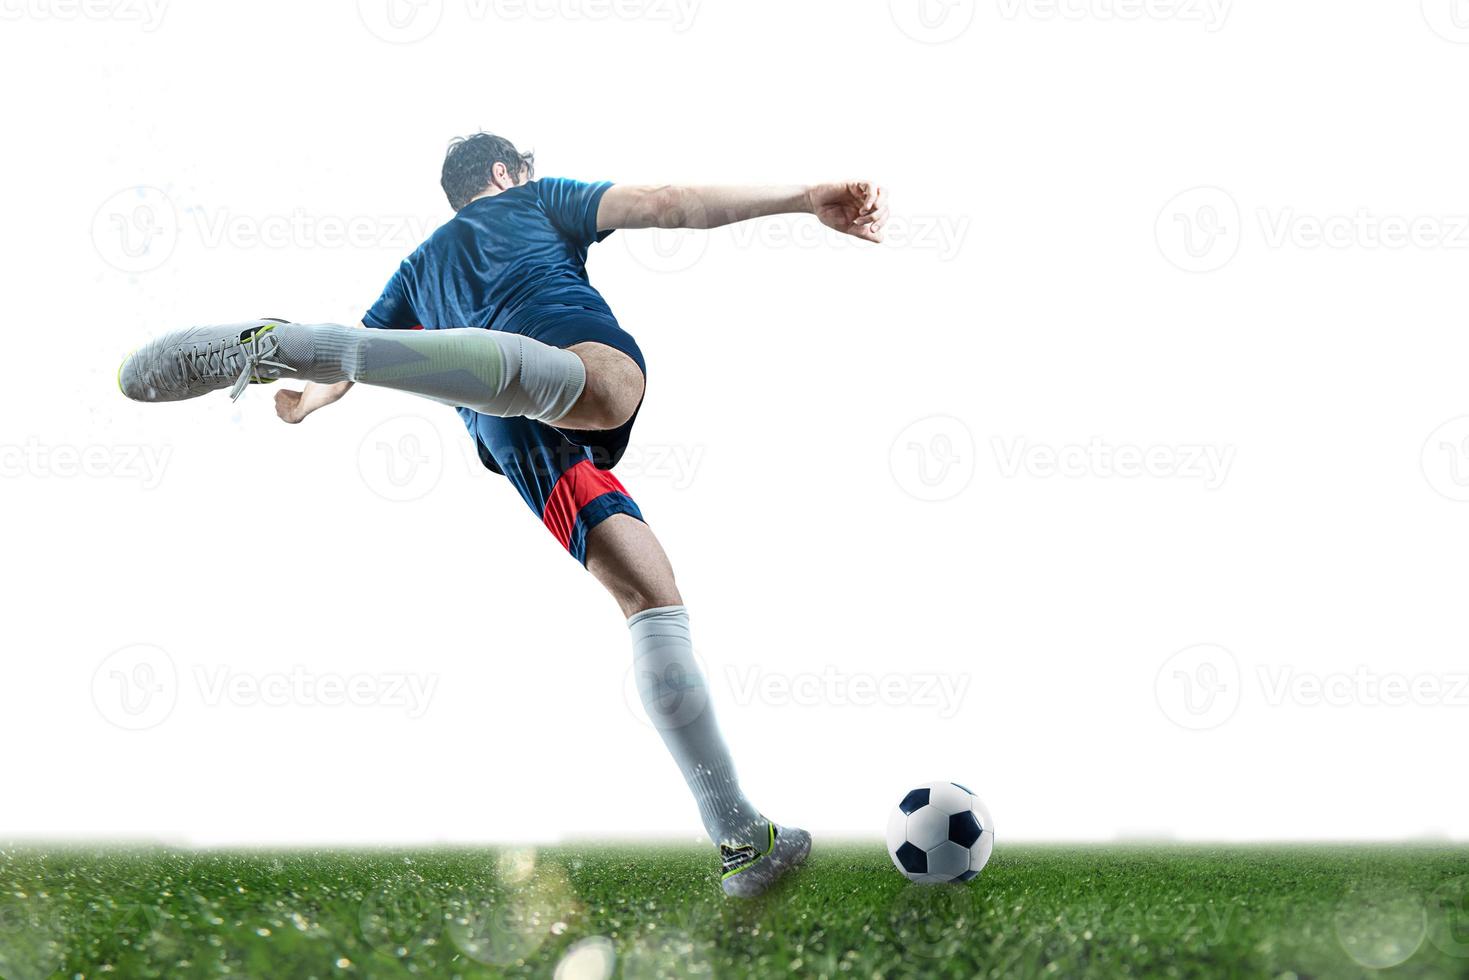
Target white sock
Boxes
[628,605,767,847]
[279,323,586,424]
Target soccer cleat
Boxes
[118,318,296,403]
[719,823,811,898]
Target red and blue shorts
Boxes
[459,307,647,565]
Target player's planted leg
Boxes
[585,515,811,897]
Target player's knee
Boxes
[569,344,644,430]
[608,576,683,620]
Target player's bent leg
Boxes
[120,321,635,429]
[555,343,645,434]
[584,515,811,897]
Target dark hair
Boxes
[440,133,536,211]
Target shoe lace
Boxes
[175,329,294,401]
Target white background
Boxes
[2,0,1467,846]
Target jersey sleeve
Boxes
[362,259,419,329]
[537,177,615,246]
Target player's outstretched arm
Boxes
[597,181,889,243]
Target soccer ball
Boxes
[885,782,994,884]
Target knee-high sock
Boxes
[628,605,766,847]
[276,323,586,424]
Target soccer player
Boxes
[118,133,888,897]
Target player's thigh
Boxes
[584,513,682,618]
[560,341,645,432]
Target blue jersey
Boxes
[363,177,617,332]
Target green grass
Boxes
[2,843,1468,978]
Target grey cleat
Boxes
[720,823,811,898]
[118,318,296,403]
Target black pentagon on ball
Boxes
[895,842,927,875]
[949,810,982,849]
[956,868,980,883]
[898,788,930,815]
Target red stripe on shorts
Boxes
[542,459,629,551]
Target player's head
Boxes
[441,132,536,211]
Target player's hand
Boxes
[274,388,311,424]
[809,181,889,243]
[275,381,353,424]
